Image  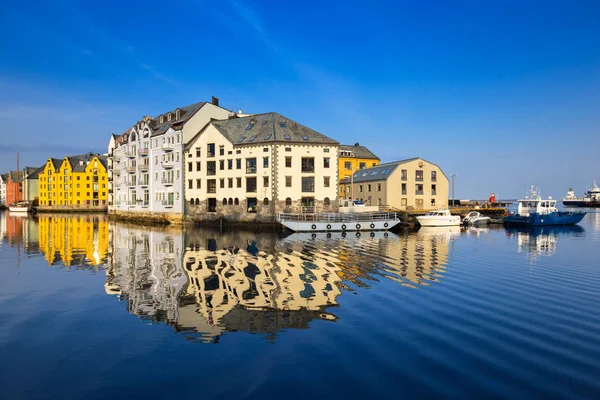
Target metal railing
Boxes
[278,211,398,223]
[139,148,149,156]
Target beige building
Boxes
[184,112,339,222]
[341,157,449,210]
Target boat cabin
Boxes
[425,210,452,217]
[517,198,558,216]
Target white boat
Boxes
[462,211,491,226]
[277,211,401,232]
[8,201,31,213]
[416,209,461,227]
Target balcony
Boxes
[161,160,173,169]
[161,200,174,208]
[125,151,136,159]
[161,143,173,152]
[139,148,149,157]
[113,169,121,175]
[138,201,149,208]
[126,166,136,174]
[126,180,136,187]
[139,163,149,171]
[139,180,149,187]
[161,178,174,186]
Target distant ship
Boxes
[562,181,600,207]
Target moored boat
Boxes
[277,211,400,232]
[504,187,585,227]
[8,201,31,213]
[462,211,491,226]
[562,181,600,207]
[416,209,461,227]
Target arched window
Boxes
[222,198,227,206]
[228,198,233,205]
[160,115,164,123]
[190,198,195,206]
[130,132,136,141]
[234,198,239,205]
[176,110,180,120]
[285,197,292,206]
[195,198,200,206]
[263,198,269,206]
[324,197,330,206]
[168,113,172,121]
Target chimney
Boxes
[212,96,219,106]
[354,142,360,147]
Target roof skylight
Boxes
[265,134,272,140]
[381,169,389,174]
[302,136,309,141]
[249,136,256,142]
[284,135,291,140]
[371,171,378,175]
[238,137,246,143]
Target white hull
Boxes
[279,219,401,232]
[416,217,461,227]
[8,207,30,213]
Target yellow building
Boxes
[338,143,380,199]
[38,214,108,267]
[38,153,109,208]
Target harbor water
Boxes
[1,211,599,399]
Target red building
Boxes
[6,171,24,205]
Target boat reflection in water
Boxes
[105,225,454,342]
[505,225,585,259]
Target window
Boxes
[247,197,257,213]
[207,179,217,193]
[285,147,291,152]
[223,198,228,206]
[263,147,269,152]
[324,177,330,187]
[285,176,292,187]
[263,157,269,168]
[359,162,366,169]
[402,183,407,195]
[246,158,257,174]
[301,197,314,207]
[220,179,225,189]
[228,198,233,205]
[188,162,193,172]
[228,159,233,170]
[416,170,423,181]
[431,171,437,182]
[196,161,201,171]
[285,197,292,206]
[324,148,330,153]
[263,198,269,206]
[219,146,224,156]
[234,198,239,205]
[323,157,330,168]
[377,183,381,192]
[285,157,292,168]
[432,184,437,195]
[416,184,424,195]
[228,178,233,188]
[344,161,352,170]
[246,177,257,193]
[301,157,314,173]
[236,159,242,169]
[207,143,215,157]
[197,179,201,189]
[401,198,407,206]
[368,184,371,191]
[431,199,436,206]
[219,160,225,170]
[207,161,216,175]
[236,149,241,154]
[401,169,407,180]
[263,176,269,187]
[196,148,201,157]
[301,177,314,192]
[188,179,193,189]
[236,177,242,188]
[324,197,330,206]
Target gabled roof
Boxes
[342,157,448,183]
[190,112,338,148]
[0,173,8,182]
[48,158,63,171]
[57,153,107,172]
[149,101,207,137]
[9,170,24,183]
[339,144,380,160]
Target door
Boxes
[208,198,217,212]
[416,199,424,210]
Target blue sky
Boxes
[0,0,598,198]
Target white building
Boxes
[184,112,339,222]
[109,99,231,222]
[0,173,6,206]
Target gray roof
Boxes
[25,166,43,180]
[189,112,338,148]
[149,101,207,137]
[341,157,448,183]
[65,153,107,172]
[339,144,379,160]
[48,158,63,171]
[0,173,8,182]
[9,170,24,183]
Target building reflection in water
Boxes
[505,225,585,260]
[105,225,454,343]
[38,214,108,267]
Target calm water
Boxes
[1,211,599,399]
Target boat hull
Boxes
[504,211,586,227]
[416,217,461,227]
[279,219,400,232]
[8,207,30,213]
[563,200,600,207]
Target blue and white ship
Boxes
[504,186,586,227]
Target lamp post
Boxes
[451,173,456,208]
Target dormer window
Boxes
[168,113,172,121]
[160,115,164,123]
[176,110,180,120]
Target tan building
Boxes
[184,112,339,222]
[341,157,449,210]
